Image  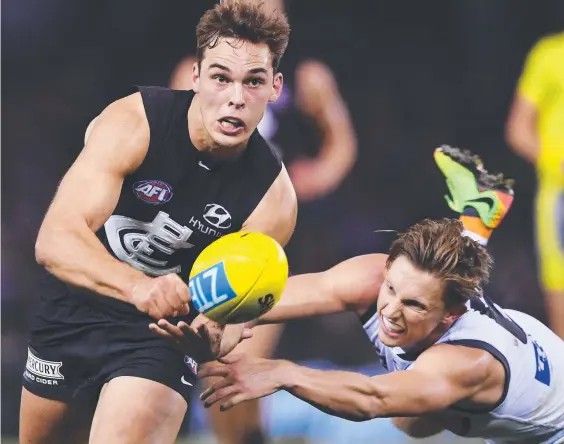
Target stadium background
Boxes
[2,0,563,442]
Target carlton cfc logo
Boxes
[133,180,173,205]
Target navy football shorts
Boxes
[23,293,199,403]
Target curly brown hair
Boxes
[386,219,493,307]
[196,1,291,72]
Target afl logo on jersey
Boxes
[133,180,173,205]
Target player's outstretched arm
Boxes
[200,344,500,421]
[249,254,386,326]
[35,93,190,318]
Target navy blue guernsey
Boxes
[40,86,282,320]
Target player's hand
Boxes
[149,315,253,362]
[199,354,286,410]
[130,274,191,319]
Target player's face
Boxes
[193,38,283,150]
[377,256,459,349]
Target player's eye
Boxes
[247,78,265,87]
[404,300,426,310]
[212,75,229,84]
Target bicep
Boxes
[506,94,538,145]
[369,346,492,416]
[45,155,126,232]
[242,165,297,247]
[273,254,383,319]
[508,94,538,127]
[322,254,385,314]
[366,370,458,416]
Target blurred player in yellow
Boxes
[506,32,564,338]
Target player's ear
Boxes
[443,303,466,325]
[269,72,283,103]
[192,61,201,93]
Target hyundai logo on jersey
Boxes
[203,203,232,229]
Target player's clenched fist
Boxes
[130,274,191,319]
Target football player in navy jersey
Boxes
[170,1,357,441]
[20,2,297,444]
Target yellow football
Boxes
[188,231,288,324]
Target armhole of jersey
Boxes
[359,302,378,325]
[445,339,510,413]
[244,132,284,210]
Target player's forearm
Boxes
[281,363,460,421]
[35,222,148,302]
[319,128,357,184]
[280,363,386,422]
[251,273,345,326]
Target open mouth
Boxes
[218,117,245,134]
[381,315,405,336]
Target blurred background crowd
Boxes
[2,0,563,442]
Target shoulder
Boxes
[524,33,563,68]
[261,164,297,227]
[416,343,501,387]
[82,92,149,173]
[88,92,148,139]
[533,32,564,53]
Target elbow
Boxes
[35,225,61,269]
[348,398,383,422]
[35,231,52,267]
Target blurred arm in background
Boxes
[505,93,539,165]
[288,59,357,201]
[505,40,543,165]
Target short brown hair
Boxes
[386,219,493,307]
[196,1,291,72]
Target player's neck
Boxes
[187,95,248,159]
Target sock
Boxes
[460,207,492,246]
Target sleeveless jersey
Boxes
[361,297,564,443]
[41,86,282,319]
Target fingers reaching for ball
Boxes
[149,315,254,361]
[198,354,286,410]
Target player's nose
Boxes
[228,83,245,109]
[382,301,402,320]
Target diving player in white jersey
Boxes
[155,147,564,443]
